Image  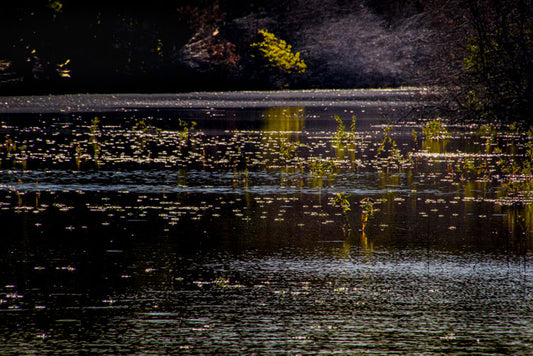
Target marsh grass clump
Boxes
[307,158,338,188]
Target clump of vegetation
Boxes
[0,137,21,168]
[421,119,450,154]
[89,117,102,167]
[279,138,299,162]
[308,159,337,187]
[498,127,533,199]
[177,119,197,142]
[376,125,407,171]
[331,192,351,234]
[334,116,347,142]
[332,115,356,143]
[360,197,375,232]
[422,119,449,140]
[308,159,336,177]
[250,29,307,74]
[461,22,532,120]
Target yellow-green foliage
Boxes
[422,119,449,140]
[48,1,63,13]
[251,29,307,74]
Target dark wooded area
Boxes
[1,0,531,120]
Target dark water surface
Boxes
[0,90,531,354]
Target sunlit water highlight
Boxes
[0,90,531,354]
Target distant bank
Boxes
[0,88,440,114]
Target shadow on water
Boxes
[0,91,531,354]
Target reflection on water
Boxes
[0,102,532,354]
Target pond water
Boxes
[0,90,531,354]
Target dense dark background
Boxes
[0,0,427,93]
[0,0,531,120]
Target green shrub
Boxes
[250,29,307,74]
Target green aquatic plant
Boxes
[132,119,163,157]
[1,137,16,154]
[377,125,395,154]
[350,116,356,136]
[360,197,375,232]
[421,119,450,154]
[0,137,27,169]
[331,191,351,233]
[308,159,336,178]
[178,118,197,142]
[308,159,337,188]
[73,143,85,170]
[422,119,449,140]
[332,116,358,166]
[133,119,149,151]
[332,115,357,144]
[332,192,351,214]
[376,125,406,171]
[89,117,101,167]
[334,116,346,142]
[499,128,533,198]
[279,138,298,161]
[477,124,498,154]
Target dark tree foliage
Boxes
[464,0,532,121]
[0,0,530,123]
[421,0,532,121]
[0,0,433,93]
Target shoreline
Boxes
[0,87,440,114]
